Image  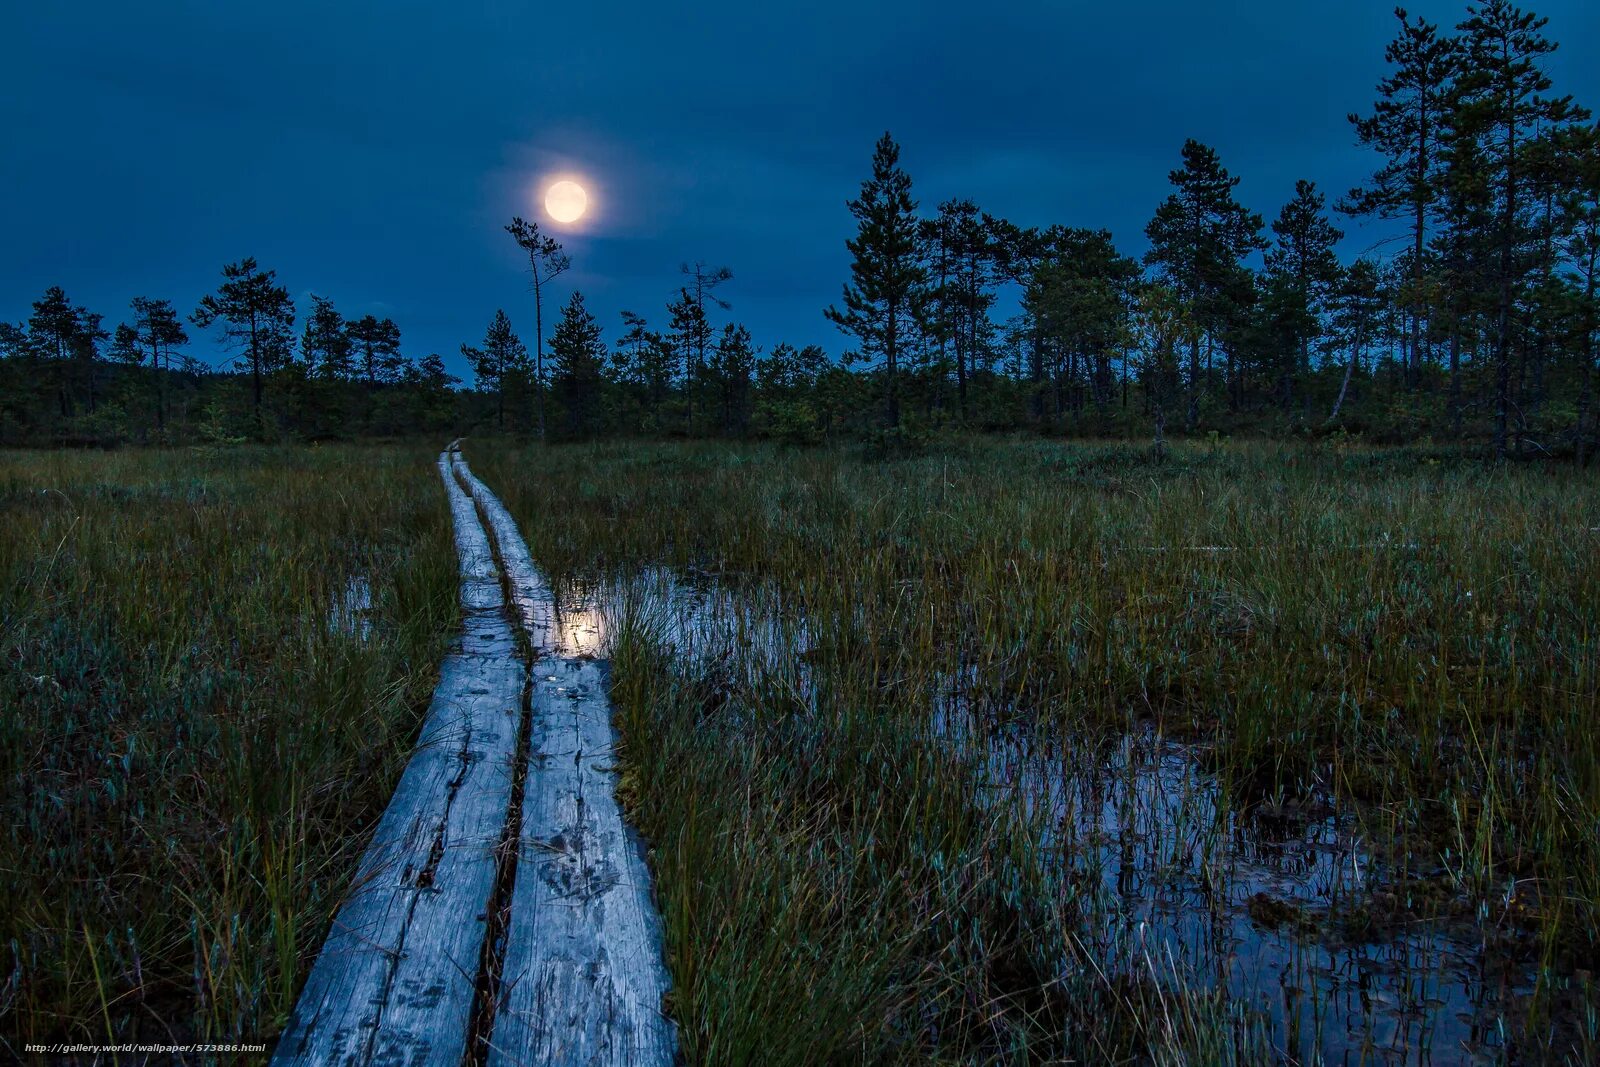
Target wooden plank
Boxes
[487,658,677,1065]
[272,452,523,1066]
[450,452,558,652]
[452,453,677,1066]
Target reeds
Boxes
[474,436,1600,1063]
[0,444,456,1051]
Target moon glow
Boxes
[544,180,589,224]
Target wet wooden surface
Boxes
[273,449,674,1065]
[453,452,677,1066]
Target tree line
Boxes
[0,260,459,445]
[824,2,1599,459]
[3,1,1595,458]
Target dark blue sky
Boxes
[4,2,1596,381]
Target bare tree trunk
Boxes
[1329,335,1360,422]
[533,275,547,442]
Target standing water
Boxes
[554,567,1576,1064]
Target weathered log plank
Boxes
[451,453,677,1066]
[486,658,677,1065]
[271,453,523,1067]
[450,452,558,653]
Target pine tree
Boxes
[615,311,675,431]
[0,322,24,359]
[667,288,710,434]
[827,132,927,429]
[1328,259,1387,421]
[1434,110,1497,434]
[757,342,829,396]
[409,353,460,432]
[27,286,100,418]
[924,200,995,421]
[709,323,756,436]
[1344,8,1459,388]
[677,262,733,433]
[753,342,828,442]
[1453,0,1589,456]
[121,297,188,432]
[1145,140,1266,427]
[110,322,153,433]
[1026,228,1141,420]
[462,309,528,431]
[110,324,142,368]
[1265,179,1345,406]
[922,201,992,419]
[1562,122,1600,462]
[506,217,571,442]
[346,314,405,384]
[300,296,352,381]
[549,292,606,438]
[919,211,956,415]
[416,353,457,389]
[72,312,108,417]
[192,258,295,428]
[989,219,1059,420]
[1133,283,1197,458]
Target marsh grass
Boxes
[0,444,456,1053]
[473,436,1600,1062]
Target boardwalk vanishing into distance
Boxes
[272,445,675,1066]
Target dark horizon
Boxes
[4,0,1597,380]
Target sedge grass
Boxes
[0,444,456,1052]
[472,435,1600,1063]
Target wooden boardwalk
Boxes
[272,448,675,1066]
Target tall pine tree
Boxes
[1453,0,1588,456]
[506,217,571,442]
[462,309,528,431]
[1145,140,1265,427]
[827,132,926,429]
[300,295,351,381]
[1265,179,1344,407]
[549,291,606,438]
[346,314,405,385]
[192,258,295,429]
[1344,8,1459,388]
[127,297,188,432]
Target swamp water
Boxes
[540,568,1580,1065]
[327,574,374,640]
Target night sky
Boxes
[4,2,1597,381]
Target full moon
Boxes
[544,180,588,224]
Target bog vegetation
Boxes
[3,434,1596,1060]
[0,446,456,1049]
[5,2,1600,1063]
[471,437,1600,1063]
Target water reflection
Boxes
[551,597,607,657]
[963,722,1532,1065]
[328,574,373,640]
[555,567,1577,1064]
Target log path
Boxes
[272,446,675,1066]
